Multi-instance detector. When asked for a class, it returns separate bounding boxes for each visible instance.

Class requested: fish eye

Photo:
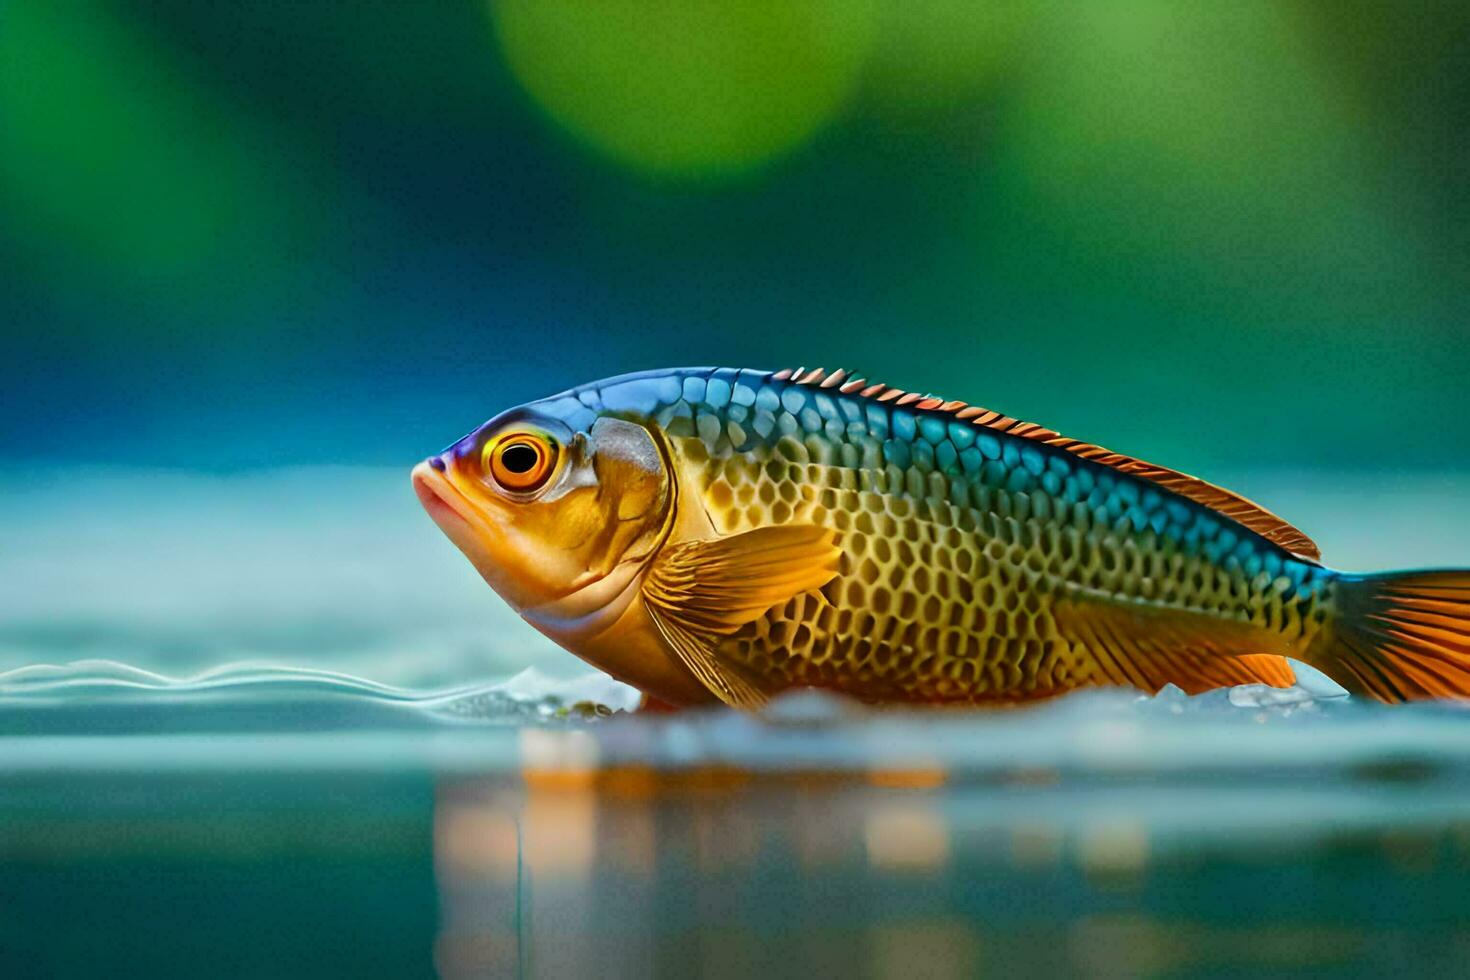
[483,432,557,494]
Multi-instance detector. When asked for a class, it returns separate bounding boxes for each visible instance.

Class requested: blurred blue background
[2,0,1467,684]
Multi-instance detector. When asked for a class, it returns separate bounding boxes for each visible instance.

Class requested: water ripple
[0,660,642,734]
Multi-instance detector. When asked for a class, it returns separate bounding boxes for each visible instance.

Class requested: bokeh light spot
[490,0,879,179]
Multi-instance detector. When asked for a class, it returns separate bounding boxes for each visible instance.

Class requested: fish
[411,366,1470,709]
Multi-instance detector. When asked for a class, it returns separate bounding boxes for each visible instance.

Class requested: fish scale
[534,366,1332,701]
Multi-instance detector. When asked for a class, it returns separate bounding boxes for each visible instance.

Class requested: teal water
[2,666,1469,977]
[3,468,1470,977]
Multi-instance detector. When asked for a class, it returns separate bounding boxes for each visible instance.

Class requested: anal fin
[1055,586,1296,694]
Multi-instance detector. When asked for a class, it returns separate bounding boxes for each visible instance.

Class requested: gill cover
[507,416,673,634]
[581,416,669,575]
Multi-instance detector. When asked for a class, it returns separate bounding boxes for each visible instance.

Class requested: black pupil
[500,443,540,475]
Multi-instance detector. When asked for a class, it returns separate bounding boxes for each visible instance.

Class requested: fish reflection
[428,736,1470,977]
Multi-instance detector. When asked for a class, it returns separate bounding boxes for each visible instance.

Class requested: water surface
[3,467,1470,977]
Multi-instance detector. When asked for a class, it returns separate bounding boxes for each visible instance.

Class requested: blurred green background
[5,0,1466,472]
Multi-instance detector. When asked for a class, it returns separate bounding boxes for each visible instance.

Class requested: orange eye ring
[484,433,557,493]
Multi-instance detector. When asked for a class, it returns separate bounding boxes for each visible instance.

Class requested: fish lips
[411,460,496,569]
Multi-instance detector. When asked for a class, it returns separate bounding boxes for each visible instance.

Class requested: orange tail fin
[1310,571,1470,702]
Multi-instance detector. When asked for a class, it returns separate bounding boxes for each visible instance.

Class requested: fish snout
[411,459,459,525]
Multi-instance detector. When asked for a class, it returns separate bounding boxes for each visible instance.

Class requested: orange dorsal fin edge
[774,367,1322,562]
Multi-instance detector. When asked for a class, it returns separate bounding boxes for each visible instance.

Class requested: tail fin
[1310,571,1470,702]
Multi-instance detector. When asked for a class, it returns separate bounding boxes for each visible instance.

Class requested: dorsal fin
[774,367,1321,562]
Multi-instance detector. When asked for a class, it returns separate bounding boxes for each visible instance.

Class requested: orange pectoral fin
[642,524,842,709]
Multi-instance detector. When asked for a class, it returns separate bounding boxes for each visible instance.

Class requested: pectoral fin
[642,525,842,709]
[645,610,769,710]
[1054,586,1297,694]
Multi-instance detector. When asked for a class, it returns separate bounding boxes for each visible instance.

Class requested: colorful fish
[412,367,1470,708]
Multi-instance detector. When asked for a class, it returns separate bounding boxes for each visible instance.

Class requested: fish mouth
[411,460,477,537]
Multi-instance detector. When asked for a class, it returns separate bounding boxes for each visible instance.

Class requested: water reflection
[3,670,1470,975]
[428,735,1470,977]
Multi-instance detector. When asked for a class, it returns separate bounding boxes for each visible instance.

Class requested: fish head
[412,405,674,646]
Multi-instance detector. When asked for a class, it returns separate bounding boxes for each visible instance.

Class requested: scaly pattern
[525,367,1334,702]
